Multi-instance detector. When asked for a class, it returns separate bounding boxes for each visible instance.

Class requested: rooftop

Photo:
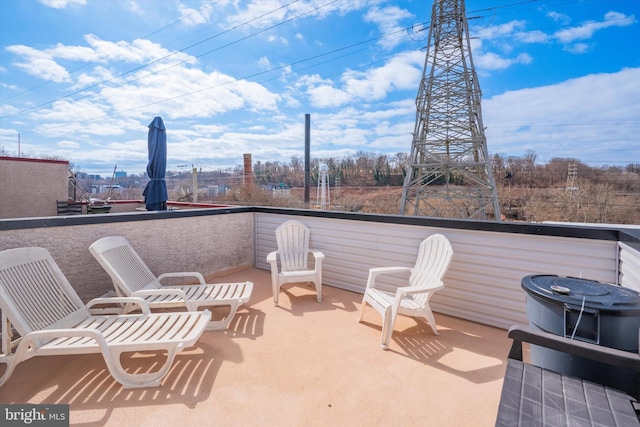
[2,267,509,426]
[1,206,639,426]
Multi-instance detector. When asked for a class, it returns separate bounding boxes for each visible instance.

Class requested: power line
[0,0,557,122]
[0,0,306,119]
[0,0,224,104]
[0,0,633,145]
[2,17,416,137]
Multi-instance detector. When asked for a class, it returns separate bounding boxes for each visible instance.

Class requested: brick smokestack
[243,153,253,187]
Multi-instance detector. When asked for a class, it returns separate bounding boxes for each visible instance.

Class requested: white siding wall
[620,242,640,292]
[255,213,618,330]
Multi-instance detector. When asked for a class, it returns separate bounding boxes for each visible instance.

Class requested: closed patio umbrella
[142,116,168,211]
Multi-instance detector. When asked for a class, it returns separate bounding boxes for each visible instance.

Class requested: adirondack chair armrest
[365,266,412,290]
[507,325,640,371]
[266,250,324,266]
[365,266,412,291]
[311,250,324,268]
[396,280,444,297]
[86,297,151,315]
[157,272,206,285]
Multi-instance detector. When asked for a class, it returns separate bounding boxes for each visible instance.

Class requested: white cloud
[5,34,196,90]
[178,2,213,26]
[307,84,352,108]
[483,68,640,162]
[553,11,636,44]
[563,43,590,54]
[71,66,115,90]
[222,0,369,31]
[58,140,81,148]
[364,5,414,50]
[5,45,70,82]
[267,35,288,45]
[475,20,527,41]
[547,11,570,25]
[258,56,271,69]
[88,61,281,120]
[304,50,423,108]
[37,0,86,9]
[82,35,192,64]
[475,51,532,70]
[515,30,549,44]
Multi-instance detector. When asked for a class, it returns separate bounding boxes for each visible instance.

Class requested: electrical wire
[0,0,583,122]
[0,0,306,119]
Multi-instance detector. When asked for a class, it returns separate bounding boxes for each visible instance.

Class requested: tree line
[251,150,640,193]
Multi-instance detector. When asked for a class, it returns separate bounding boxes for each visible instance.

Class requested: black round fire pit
[522,274,640,397]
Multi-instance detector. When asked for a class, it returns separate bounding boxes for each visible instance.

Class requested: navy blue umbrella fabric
[142,116,168,211]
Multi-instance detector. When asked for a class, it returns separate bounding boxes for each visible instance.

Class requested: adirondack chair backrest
[0,247,89,337]
[275,220,311,272]
[89,236,161,296]
[409,234,453,304]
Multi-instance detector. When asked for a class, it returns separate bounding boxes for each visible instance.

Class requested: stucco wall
[0,157,69,219]
[0,211,255,302]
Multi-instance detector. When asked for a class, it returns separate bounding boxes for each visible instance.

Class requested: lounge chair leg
[205,303,240,331]
[106,344,182,389]
[0,353,20,387]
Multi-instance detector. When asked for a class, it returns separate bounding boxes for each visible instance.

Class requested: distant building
[272,183,291,198]
[115,170,127,178]
[207,185,219,197]
[91,184,122,194]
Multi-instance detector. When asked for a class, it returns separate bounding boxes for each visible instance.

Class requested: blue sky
[1,0,638,177]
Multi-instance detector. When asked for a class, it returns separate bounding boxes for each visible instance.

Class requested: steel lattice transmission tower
[400,0,501,220]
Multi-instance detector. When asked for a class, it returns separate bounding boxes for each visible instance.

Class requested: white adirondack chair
[267,220,324,305]
[0,247,211,389]
[89,236,253,331]
[357,234,454,349]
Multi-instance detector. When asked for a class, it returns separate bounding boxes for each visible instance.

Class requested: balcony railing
[1,206,639,330]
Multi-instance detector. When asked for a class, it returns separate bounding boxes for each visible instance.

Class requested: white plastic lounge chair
[0,247,211,389]
[267,220,324,305]
[89,236,253,331]
[357,234,453,349]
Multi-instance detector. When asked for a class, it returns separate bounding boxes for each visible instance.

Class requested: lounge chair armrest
[267,251,277,264]
[86,297,151,314]
[24,328,108,348]
[507,325,640,372]
[157,272,206,285]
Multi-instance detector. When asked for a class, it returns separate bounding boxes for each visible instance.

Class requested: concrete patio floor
[0,268,512,426]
